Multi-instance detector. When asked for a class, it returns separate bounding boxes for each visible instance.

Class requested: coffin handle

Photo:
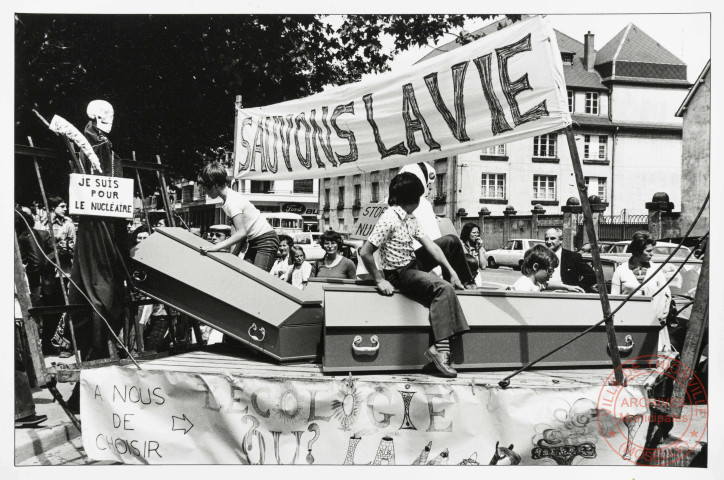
[132,270,147,282]
[352,335,379,355]
[248,323,266,342]
[607,335,634,357]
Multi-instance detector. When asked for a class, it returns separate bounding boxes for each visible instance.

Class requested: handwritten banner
[69,173,134,219]
[233,16,570,181]
[80,366,651,465]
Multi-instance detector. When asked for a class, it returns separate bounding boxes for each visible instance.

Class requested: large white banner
[80,366,656,465]
[233,16,571,181]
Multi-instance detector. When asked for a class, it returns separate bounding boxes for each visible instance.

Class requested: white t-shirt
[549,247,563,283]
[222,190,273,239]
[510,276,543,292]
[287,262,312,289]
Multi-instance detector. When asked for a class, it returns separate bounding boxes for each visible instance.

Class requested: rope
[498,193,709,388]
[15,210,142,370]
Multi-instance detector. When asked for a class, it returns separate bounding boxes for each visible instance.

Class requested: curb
[15,422,81,464]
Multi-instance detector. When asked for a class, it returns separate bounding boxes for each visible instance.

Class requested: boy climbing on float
[360,172,470,378]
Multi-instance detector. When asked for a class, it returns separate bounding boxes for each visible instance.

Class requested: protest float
[16,16,708,466]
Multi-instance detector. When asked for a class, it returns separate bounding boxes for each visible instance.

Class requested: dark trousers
[244,231,280,273]
[384,261,469,342]
[414,234,474,284]
[15,324,36,420]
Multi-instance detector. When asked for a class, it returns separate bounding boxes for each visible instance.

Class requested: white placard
[69,173,134,219]
[234,16,570,180]
[350,203,388,240]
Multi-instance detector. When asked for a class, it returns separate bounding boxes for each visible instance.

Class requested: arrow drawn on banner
[172,414,194,434]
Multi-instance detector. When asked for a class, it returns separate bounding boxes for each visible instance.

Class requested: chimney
[584,31,595,71]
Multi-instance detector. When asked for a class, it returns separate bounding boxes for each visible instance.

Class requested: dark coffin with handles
[322,285,662,373]
[130,227,324,363]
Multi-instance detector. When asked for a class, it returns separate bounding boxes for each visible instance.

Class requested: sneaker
[424,345,457,378]
[15,414,48,428]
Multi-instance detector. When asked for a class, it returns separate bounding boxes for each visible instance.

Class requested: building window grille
[567,90,574,112]
[435,173,446,198]
[533,175,557,201]
[371,182,380,203]
[585,92,599,115]
[293,179,313,194]
[481,173,506,199]
[533,134,557,158]
[481,144,507,156]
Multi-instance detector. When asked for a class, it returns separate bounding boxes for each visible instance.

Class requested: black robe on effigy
[68,122,130,360]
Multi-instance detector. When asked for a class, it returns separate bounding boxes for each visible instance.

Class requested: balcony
[322,204,330,212]
[352,200,362,209]
[336,203,345,211]
[433,195,447,205]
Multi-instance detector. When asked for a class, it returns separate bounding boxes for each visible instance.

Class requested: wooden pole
[14,234,48,387]
[132,151,153,231]
[669,252,709,418]
[155,155,176,227]
[565,126,625,385]
[27,137,82,365]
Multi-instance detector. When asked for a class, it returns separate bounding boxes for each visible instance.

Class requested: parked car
[486,238,546,269]
[606,240,691,258]
[292,232,326,261]
[577,241,617,254]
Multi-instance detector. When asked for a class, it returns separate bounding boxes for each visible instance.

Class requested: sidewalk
[14,354,80,464]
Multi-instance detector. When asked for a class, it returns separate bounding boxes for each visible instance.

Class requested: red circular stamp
[596,354,708,466]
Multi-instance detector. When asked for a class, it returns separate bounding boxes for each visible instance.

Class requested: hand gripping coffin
[323,286,662,372]
[130,228,324,362]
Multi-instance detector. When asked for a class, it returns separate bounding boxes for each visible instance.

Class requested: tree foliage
[15,14,516,185]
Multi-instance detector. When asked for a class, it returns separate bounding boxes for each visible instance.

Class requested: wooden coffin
[130,228,324,363]
[323,285,661,373]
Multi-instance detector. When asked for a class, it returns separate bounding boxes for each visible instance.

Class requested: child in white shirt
[286,245,312,289]
[510,244,559,292]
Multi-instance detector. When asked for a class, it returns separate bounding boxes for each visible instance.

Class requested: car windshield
[529,240,545,247]
[654,246,689,258]
[294,235,311,244]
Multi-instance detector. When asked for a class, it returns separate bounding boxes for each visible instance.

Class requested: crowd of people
[15,158,681,404]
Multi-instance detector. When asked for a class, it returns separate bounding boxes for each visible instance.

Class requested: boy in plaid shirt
[360,172,469,377]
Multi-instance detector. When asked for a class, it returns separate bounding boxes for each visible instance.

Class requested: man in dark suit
[544,228,596,293]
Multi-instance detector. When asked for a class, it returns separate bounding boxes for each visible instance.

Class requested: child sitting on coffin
[359,172,469,378]
[509,244,559,292]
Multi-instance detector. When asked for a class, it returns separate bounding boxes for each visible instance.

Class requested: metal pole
[155,155,176,227]
[132,151,153,231]
[565,126,625,386]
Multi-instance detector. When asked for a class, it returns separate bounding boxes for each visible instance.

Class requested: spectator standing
[312,230,356,279]
[271,234,294,279]
[286,245,312,289]
[198,162,279,271]
[543,227,596,293]
[611,231,673,351]
[45,196,76,276]
[460,222,486,286]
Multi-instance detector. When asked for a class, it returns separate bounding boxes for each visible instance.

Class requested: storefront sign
[233,16,570,180]
[283,203,306,214]
[69,173,134,218]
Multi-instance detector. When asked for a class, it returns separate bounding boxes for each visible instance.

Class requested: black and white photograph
[7,0,718,475]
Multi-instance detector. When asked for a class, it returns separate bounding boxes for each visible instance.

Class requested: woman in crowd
[286,245,312,289]
[198,162,279,271]
[460,222,486,286]
[312,230,356,279]
[271,234,294,279]
[611,231,673,351]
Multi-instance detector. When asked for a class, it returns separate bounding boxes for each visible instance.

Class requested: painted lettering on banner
[234,16,571,181]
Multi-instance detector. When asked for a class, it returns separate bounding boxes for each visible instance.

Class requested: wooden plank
[132,151,152,232]
[155,155,175,227]
[15,144,60,159]
[565,126,624,385]
[14,235,48,387]
[669,252,709,418]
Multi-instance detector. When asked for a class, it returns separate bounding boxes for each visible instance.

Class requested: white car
[607,240,691,259]
[292,232,326,261]
[486,238,546,270]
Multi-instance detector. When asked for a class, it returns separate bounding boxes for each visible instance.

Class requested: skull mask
[87,100,114,133]
[399,162,436,198]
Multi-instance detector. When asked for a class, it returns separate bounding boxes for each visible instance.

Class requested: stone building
[675,60,710,239]
[321,19,691,234]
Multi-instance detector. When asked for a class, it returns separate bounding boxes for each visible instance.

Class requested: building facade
[322,19,691,234]
[675,60,710,239]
